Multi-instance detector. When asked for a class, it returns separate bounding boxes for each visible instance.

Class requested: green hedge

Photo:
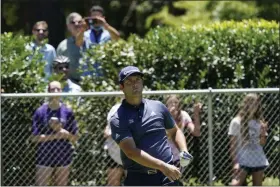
[1,20,279,185]
[81,19,279,91]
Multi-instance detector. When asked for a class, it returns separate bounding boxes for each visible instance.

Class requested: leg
[35,165,54,186]
[231,168,248,186]
[107,167,124,186]
[252,170,264,186]
[53,165,70,186]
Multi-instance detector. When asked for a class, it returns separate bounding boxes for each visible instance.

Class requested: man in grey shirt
[57,12,85,83]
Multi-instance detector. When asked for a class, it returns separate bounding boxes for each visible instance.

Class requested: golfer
[110,66,192,186]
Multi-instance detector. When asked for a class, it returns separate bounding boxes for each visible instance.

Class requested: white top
[228,117,269,167]
[63,79,82,93]
[168,110,192,161]
[104,103,122,165]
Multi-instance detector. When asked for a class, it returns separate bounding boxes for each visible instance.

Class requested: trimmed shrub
[81,19,279,91]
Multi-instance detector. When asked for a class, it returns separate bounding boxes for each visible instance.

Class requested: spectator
[103,102,124,186]
[57,13,85,83]
[228,93,269,186]
[52,55,81,93]
[76,5,120,77]
[26,21,56,80]
[165,95,201,166]
[110,66,192,186]
[31,81,79,186]
[78,5,120,49]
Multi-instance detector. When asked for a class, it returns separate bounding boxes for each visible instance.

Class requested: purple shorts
[36,140,73,167]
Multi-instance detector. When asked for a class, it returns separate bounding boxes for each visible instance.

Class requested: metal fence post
[208,87,214,186]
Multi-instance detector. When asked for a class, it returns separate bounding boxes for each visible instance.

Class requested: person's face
[32,24,48,41]
[90,11,104,26]
[121,74,143,98]
[67,15,83,36]
[48,81,62,102]
[53,63,69,80]
[166,97,179,114]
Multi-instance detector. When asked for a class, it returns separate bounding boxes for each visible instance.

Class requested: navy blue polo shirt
[110,98,175,171]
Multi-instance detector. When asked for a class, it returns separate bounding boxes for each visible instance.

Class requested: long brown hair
[238,93,263,142]
[165,95,184,128]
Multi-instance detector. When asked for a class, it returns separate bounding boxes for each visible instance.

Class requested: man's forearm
[104,24,120,41]
[125,148,165,170]
[68,133,79,143]
[32,134,57,143]
[173,128,188,152]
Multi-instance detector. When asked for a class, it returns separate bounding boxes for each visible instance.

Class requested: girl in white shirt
[165,95,202,165]
[228,93,269,186]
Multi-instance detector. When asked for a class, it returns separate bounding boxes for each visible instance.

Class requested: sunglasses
[34,29,48,33]
[70,20,82,25]
[55,64,69,71]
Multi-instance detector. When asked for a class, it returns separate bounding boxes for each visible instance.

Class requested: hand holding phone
[49,117,62,132]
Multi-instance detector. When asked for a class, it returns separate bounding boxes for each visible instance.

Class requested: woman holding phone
[31,81,79,186]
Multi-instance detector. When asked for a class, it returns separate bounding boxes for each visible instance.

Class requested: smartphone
[50,117,59,122]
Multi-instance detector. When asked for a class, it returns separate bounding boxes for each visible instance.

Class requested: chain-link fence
[1,88,279,186]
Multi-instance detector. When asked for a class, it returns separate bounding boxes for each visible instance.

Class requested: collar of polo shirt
[122,98,145,108]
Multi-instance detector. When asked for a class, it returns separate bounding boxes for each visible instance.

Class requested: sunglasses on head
[34,29,48,33]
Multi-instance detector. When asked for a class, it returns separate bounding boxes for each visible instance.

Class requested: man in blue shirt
[110,66,193,186]
[26,21,56,81]
[75,5,120,77]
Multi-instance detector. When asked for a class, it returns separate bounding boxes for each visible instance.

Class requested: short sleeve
[181,111,192,126]
[56,40,65,56]
[159,102,175,129]
[32,109,41,136]
[67,110,78,135]
[228,118,240,136]
[110,117,132,144]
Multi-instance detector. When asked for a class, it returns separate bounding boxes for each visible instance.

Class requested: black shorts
[104,154,123,169]
[240,165,267,174]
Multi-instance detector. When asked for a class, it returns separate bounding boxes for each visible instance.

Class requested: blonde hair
[238,93,264,142]
[33,21,48,30]
[165,95,183,128]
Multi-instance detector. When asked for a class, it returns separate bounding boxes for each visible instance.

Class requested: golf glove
[179,151,193,167]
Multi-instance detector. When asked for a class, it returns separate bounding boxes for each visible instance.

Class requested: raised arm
[186,103,202,137]
[260,120,268,146]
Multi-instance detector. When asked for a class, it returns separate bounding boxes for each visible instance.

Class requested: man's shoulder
[25,42,34,50]
[57,38,68,49]
[45,44,56,51]
[67,79,82,92]
[144,99,164,107]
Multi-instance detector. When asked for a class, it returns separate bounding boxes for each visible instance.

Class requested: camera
[84,17,98,25]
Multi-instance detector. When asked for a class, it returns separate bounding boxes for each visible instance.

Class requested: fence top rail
[0,88,279,98]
